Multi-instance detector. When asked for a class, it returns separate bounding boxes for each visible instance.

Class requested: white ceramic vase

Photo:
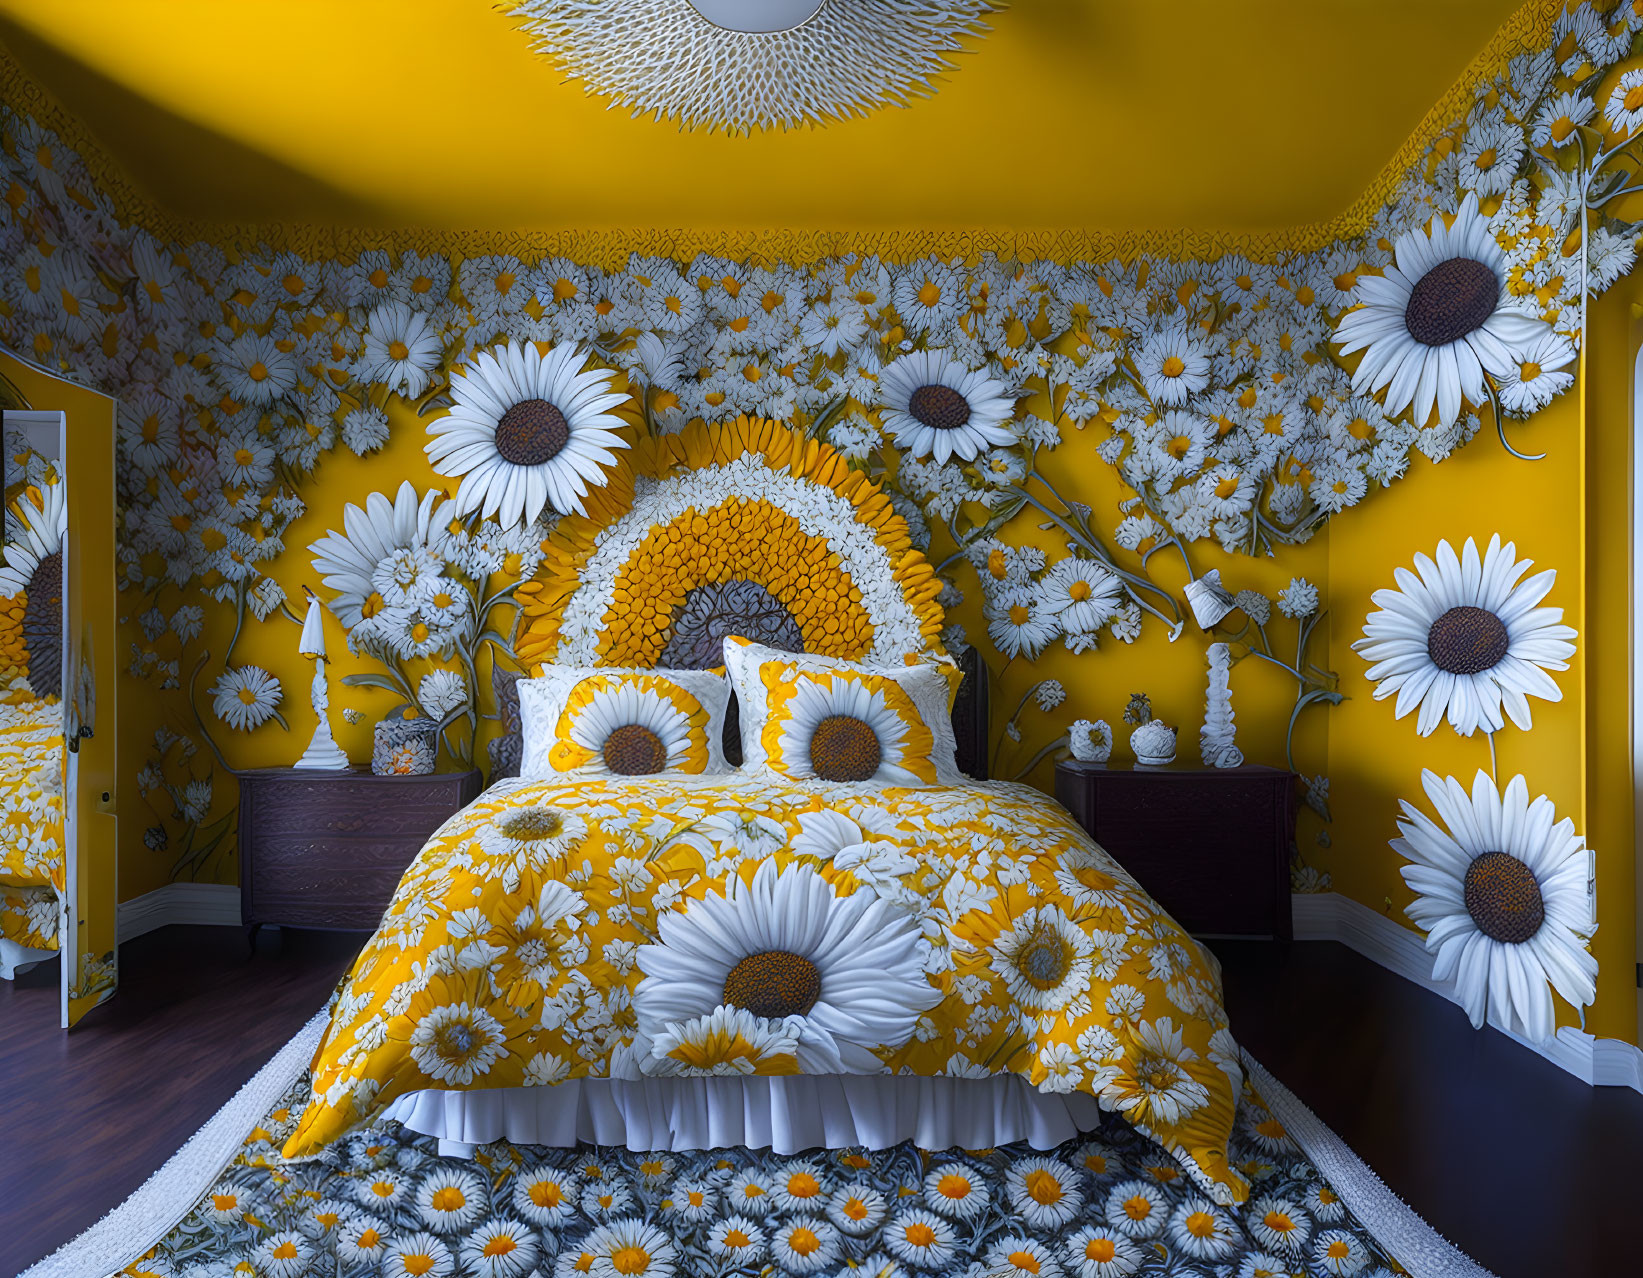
[1130,718,1177,766]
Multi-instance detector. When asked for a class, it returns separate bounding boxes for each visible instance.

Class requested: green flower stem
[224,582,248,664]
[1127,477,1195,581]
[1009,734,1070,783]
[990,683,1047,777]
[1009,488,1184,630]
[1485,377,1545,462]
[185,652,232,776]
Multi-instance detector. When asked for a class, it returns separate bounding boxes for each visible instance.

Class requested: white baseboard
[1293,891,1643,1092]
[116,883,241,943]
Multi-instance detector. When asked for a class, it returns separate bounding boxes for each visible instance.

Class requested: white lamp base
[294,719,351,771]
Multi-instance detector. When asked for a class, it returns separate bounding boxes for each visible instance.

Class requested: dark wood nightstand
[236,767,484,936]
[1054,760,1296,940]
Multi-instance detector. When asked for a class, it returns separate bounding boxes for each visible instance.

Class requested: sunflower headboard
[490,417,989,780]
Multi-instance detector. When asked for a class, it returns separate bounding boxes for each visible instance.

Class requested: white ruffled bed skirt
[0,935,56,981]
[378,1074,1104,1155]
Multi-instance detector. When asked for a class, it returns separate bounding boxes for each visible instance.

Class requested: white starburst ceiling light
[503,0,1000,133]
[687,0,825,32]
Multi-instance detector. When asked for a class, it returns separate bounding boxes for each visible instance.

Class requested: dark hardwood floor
[2,931,1636,1278]
[0,926,362,1278]
[1211,939,1643,1278]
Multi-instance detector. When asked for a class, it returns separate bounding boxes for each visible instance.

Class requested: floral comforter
[286,773,1249,1202]
[0,680,65,953]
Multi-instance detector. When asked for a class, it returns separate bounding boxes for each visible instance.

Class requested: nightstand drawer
[1056,761,1295,940]
[244,777,471,839]
[236,767,483,933]
[246,835,420,930]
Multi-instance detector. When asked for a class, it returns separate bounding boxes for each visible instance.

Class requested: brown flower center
[436,1021,478,1059]
[908,384,972,432]
[1464,851,1545,943]
[1404,257,1498,347]
[1017,926,1071,989]
[1426,605,1509,675]
[494,398,569,466]
[23,548,62,700]
[809,714,882,782]
[722,950,821,1018]
[602,723,668,775]
[499,807,565,842]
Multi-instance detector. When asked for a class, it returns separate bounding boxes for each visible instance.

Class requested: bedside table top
[233,766,485,784]
[1056,760,1292,779]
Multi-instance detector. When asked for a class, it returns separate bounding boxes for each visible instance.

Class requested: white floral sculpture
[1200,643,1243,768]
[1068,719,1112,764]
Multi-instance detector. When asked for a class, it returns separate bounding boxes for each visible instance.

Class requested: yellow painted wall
[2,1,1637,1052]
[0,0,1531,242]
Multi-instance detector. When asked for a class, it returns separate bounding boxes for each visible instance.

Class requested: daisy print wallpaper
[0,0,1638,1043]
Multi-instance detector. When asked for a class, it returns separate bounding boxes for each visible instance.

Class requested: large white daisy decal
[634,859,939,1075]
[1335,193,1549,428]
[1393,769,1596,1041]
[426,338,630,527]
[879,349,1017,464]
[1352,535,1575,737]
[308,481,451,634]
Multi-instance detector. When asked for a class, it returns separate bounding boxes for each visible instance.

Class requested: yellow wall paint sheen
[0,0,1637,1051]
[0,0,1543,258]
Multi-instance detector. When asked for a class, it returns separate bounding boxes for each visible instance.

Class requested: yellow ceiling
[0,0,1533,243]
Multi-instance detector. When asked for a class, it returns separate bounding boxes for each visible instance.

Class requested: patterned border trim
[1241,1051,1498,1278]
[0,0,1559,264]
[16,1009,328,1278]
[14,1004,1497,1278]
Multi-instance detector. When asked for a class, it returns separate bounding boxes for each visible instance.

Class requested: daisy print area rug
[106,1073,1393,1278]
[22,1041,1494,1278]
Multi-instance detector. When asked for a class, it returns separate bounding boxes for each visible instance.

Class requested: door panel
[1,353,118,1027]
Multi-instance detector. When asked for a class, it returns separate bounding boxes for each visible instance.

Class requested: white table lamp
[293,589,350,771]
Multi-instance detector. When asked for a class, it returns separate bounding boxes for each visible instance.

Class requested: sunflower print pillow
[723,637,962,787]
[519,667,731,779]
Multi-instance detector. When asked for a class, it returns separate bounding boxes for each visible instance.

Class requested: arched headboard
[489,417,989,781]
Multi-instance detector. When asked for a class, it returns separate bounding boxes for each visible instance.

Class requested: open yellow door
[1,352,118,1027]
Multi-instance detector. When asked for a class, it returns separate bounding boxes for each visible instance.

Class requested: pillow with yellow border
[519,667,731,779]
[722,637,963,787]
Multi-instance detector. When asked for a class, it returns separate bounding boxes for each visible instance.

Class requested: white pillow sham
[721,637,963,787]
[518,666,732,780]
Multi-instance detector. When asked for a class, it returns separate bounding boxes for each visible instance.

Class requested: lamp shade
[297,595,327,658]
[687,0,825,32]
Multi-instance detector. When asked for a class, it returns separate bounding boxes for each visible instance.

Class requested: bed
[283,420,1253,1208]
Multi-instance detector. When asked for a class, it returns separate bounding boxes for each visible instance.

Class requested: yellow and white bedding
[286,772,1251,1203]
[0,679,65,956]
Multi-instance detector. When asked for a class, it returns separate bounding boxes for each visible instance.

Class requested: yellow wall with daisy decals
[6,0,1643,1058]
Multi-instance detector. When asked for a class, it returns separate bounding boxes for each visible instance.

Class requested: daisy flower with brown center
[1394,769,1596,1041]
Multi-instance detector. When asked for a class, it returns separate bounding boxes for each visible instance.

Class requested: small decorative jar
[1129,718,1177,766]
[1068,719,1113,764]
[372,709,439,776]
